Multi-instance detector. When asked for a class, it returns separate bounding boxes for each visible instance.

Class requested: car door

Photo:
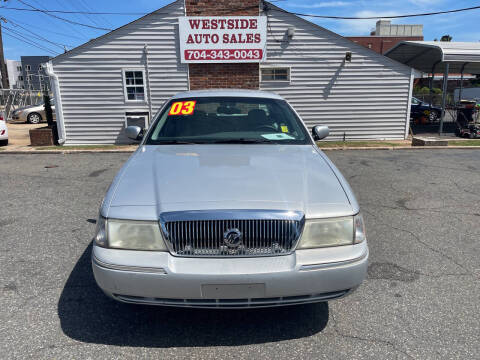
[411,97,421,117]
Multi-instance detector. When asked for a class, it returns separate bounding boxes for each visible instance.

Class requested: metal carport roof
[385,41,480,74]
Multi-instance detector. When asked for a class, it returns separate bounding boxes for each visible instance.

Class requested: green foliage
[440,35,452,42]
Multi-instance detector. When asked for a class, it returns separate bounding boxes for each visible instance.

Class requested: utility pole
[0,18,9,89]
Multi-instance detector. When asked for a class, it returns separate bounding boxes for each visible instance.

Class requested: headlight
[94,216,167,251]
[297,214,366,249]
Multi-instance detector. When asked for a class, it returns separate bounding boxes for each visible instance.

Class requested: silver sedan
[92,90,368,308]
[11,102,56,124]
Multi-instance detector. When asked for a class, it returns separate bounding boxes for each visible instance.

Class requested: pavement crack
[362,208,473,276]
[330,311,415,359]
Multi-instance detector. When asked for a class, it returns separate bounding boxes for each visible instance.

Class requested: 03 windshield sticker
[168,101,197,116]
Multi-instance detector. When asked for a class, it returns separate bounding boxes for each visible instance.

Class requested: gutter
[45,61,66,145]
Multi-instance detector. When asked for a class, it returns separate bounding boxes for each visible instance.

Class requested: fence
[412,93,455,108]
[0,89,51,120]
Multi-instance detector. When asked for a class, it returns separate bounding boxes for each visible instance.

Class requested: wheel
[0,139,7,146]
[27,112,42,124]
[428,111,438,122]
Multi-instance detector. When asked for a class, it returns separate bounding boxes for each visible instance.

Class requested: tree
[440,35,452,42]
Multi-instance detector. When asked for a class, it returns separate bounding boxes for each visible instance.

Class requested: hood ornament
[223,228,243,248]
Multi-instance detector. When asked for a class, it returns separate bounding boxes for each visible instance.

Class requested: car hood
[104,145,356,220]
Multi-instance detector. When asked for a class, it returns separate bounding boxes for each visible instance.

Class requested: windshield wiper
[211,138,271,144]
[153,140,205,145]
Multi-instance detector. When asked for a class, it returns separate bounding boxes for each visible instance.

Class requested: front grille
[160,210,304,257]
[114,290,350,308]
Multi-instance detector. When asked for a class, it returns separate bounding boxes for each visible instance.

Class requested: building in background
[21,56,51,91]
[48,0,415,145]
[6,60,24,89]
[347,20,423,54]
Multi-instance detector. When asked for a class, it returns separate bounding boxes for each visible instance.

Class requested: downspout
[143,44,153,125]
[45,61,66,144]
[438,62,449,136]
[405,68,415,139]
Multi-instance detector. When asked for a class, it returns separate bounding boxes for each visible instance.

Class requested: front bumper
[92,242,368,308]
[12,113,27,122]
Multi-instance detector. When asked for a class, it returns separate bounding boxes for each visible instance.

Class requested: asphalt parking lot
[1,150,479,359]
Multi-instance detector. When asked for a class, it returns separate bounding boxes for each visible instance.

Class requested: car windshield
[146,96,310,145]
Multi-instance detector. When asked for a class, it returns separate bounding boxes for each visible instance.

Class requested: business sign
[178,16,267,63]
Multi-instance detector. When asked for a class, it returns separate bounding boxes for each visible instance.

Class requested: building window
[123,69,146,101]
[261,67,290,82]
[27,75,33,81]
[38,65,43,71]
[17,66,22,71]
[25,65,31,71]
[18,76,23,81]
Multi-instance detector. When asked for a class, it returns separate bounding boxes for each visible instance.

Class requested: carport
[385,41,480,135]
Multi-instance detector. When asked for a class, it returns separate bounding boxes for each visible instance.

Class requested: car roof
[172,89,284,100]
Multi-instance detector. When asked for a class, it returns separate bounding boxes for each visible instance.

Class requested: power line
[2,3,480,19]
[267,4,480,20]
[3,18,74,49]
[2,29,58,55]
[4,16,87,40]
[16,0,112,31]
[2,26,59,53]
[0,5,147,16]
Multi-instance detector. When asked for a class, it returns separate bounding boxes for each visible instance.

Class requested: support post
[458,62,468,102]
[439,62,449,136]
[429,62,438,104]
[143,44,153,126]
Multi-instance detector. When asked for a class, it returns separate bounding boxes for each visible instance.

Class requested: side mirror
[312,125,329,141]
[125,126,143,141]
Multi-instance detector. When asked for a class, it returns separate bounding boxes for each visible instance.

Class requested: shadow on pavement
[58,243,329,348]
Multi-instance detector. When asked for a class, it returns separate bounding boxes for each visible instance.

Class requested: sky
[1,0,479,60]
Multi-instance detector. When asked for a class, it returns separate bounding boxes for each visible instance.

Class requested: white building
[6,60,24,89]
[48,0,415,145]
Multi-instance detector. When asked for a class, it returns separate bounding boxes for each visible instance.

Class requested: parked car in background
[92,90,368,308]
[0,111,8,146]
[11,100,56,124]
[411,97,442,122]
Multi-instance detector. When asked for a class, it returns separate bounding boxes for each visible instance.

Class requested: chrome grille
[160,210,304,257]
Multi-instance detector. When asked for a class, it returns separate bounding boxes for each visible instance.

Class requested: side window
[123,70,145,102]
[261,67,290,82]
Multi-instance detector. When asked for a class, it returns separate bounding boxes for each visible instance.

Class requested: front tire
[27,112,42,124]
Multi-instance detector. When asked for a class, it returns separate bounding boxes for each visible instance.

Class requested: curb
[0,150,136,154]
[1,146,480,154]
[319,146,480,150]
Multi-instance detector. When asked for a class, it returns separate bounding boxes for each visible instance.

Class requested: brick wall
[185,0,259,16]
[185,0,260,90]
[347,36,424,54]
[189,63,259,89]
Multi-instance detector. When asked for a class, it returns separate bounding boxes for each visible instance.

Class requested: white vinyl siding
[260,5,412,140]
[51,0,188,145]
